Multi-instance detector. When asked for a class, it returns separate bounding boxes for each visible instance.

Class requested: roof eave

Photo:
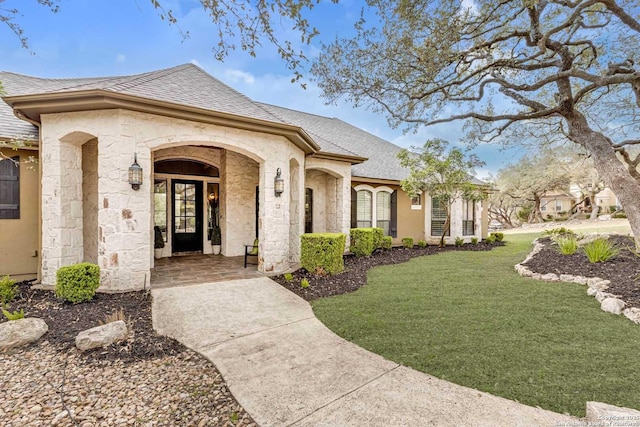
[309,151,368,165]
[4,90,321,155]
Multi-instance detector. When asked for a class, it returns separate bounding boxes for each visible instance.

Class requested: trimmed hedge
[55,262,100,303]
[350,227,384,257]
[301,233,346,275]
[381,236,393,250]
[402,237,414,248]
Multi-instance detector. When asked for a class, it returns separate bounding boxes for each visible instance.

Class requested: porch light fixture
[274,168,284,197]
[128,153,143,191]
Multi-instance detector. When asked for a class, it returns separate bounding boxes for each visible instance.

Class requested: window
[154,180,167,241]
[541,204,547,212]
[462,199,475,236]
[0,156,20,219]
[376,191,391,235]
[411,194,422,210]
[304,188,313,234]
[555,200,562,211]
[356,190,372,228]
[431,196,450,236]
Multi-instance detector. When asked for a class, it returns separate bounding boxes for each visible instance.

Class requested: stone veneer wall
[82,139,99,265]
[305,169,328,233]
[423,197,483,245]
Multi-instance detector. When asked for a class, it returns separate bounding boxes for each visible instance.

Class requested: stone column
[40,134,84,286]
[259,160,290,273]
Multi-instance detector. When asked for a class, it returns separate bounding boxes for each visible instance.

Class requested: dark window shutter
[350,187,357,228]
[0,156,19,219]
[390,190,398,237]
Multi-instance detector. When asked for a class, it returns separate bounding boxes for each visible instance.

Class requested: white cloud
[116,54,126,63]
[224,69,256,85]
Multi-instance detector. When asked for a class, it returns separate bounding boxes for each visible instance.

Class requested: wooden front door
[172,180,203,253]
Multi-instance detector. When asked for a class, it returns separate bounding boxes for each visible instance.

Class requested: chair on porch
[244,239,259,268]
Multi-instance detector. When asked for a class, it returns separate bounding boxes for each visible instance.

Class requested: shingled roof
[0,64,484,184]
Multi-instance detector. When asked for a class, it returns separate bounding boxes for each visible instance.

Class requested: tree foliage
[398,139,485,246]
[1,0,59,50]
[312,0,640,248]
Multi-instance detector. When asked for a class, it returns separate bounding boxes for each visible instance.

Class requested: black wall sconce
[128,153,143,191]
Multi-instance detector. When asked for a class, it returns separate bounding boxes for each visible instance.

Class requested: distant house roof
[541,190,574,199]
[0,63,485,184]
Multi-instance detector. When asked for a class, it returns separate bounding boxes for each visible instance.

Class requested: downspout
[13,110,43,284]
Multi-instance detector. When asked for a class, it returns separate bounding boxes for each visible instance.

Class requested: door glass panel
[186,217,196,232]
[154,180,167,241]
[174,183,198,234]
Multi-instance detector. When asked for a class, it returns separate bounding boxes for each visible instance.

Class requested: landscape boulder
[75,320,128,351]
[600,298,625,315]
[0,318,48,350]
[586,401,640,422]
[623,308,640,324]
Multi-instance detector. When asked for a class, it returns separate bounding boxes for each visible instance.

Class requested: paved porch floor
[151,254,262,289]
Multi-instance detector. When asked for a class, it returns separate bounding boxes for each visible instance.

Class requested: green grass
[312,233,640,417]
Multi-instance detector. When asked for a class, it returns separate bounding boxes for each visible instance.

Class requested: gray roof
[0,64,484,184]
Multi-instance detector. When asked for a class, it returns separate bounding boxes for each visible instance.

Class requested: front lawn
[311,233,640,417]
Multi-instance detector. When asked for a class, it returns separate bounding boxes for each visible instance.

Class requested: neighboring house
[0,64,488,290]
[540,190,574,218]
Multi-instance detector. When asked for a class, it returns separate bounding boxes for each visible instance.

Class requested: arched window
[376,191,391,235]
[356,190,372,228]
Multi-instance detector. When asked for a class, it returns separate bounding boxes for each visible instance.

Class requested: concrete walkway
[152,278,576,427]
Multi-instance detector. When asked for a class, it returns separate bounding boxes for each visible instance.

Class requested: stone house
[0,64,488,291]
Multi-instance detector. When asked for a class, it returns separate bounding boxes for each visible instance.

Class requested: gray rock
[595,291,617,303]
[531,273,543,280]
[0,318,48,350]
[586,401,640,422]
[559,274,575,282]
[623,308,640,324]
[573,276,589,285]
[601,298,625,315]
[541,273,559,282]
[586,287,598,297]
[589,280,610,292]
[586,277,603,287]
[75,320,128,351]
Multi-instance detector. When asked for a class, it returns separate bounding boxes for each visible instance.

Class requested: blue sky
[0,0,525,177]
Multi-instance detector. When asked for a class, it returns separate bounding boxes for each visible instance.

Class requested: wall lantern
[128,153,143,191]
[274,168,284,197]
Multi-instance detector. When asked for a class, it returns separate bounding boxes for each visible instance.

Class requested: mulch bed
[273,242,501,301]
[1,284,184,362]
[522,234,640,309]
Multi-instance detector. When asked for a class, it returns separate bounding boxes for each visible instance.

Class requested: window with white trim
[555,199,562,211]
[376,191,391,235]
[462,199,475,236]
[411,194,422,210]
[356,190,372,228]
[431,196,449,236]
[0,156,19,219]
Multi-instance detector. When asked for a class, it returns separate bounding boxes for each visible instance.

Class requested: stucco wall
[0,149,39,279]
[396,188,425,243]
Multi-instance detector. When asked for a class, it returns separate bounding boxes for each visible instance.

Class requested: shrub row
[301,233,346,275]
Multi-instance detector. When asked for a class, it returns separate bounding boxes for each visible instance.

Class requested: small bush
[471,237,479,245]
[612,211,627,219]
[583,238,619,263]
[555,236,579,255]
[301,233,346,275]
[283,272,294,282]
[485,235,496,244]
[300,278,310,289]
[350,228,376,257]
[381,236,392,250]
[2,308,25,321]
[455,237,464,247]
[543,227,576,237]
[372,228,384,249]
[55,262,101,303]
[0,275,17,305]
[402,237,414,248]
[417,240,427,248]
[490,232,504,242]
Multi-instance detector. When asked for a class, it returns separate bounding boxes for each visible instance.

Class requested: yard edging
[514,238,640,325]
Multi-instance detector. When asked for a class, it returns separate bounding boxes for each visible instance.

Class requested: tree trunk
[531,195,543,223]
[567,113,640,249]
[589,200,599,220]
[440,210,451,248]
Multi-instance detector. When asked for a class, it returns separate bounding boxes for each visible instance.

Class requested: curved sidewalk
[152,277,576,427]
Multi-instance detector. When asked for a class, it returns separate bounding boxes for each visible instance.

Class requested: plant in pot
[212,226,221,255]
[154,226,165,259]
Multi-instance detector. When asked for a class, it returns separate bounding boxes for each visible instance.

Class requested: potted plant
[154,226,165,259]
[212,225,221,255]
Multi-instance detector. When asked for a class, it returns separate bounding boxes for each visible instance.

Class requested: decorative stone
[540,273,559,282]
[75,320,128,351]
[595,291,617,303]
[600,298,625,315]
[573,276,589,285]
[0,318,48,350]
[586,287,598,297]
[623,308,640,324]
[559,274,575,282]
[589,280,610,292]
[586,277,603,287]
[531,273,542,280]
[586,401,640,422]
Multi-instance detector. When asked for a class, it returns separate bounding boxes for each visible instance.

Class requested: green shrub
[300,278,310,289]
[2,308,25,321]
[350,228,376,257]
[401,237,414,248]
[455,237,464,247]
[301,233,346,275]
[0,275,17,305]
[490,232,504,242]
[556,236,579,255]
[372,228,384,249]
[381,236,392,250]
[417,240,427,248]
[471,237,479,245]
[485,235,496,244]
[612,211,627,219]
[283,272,294,282]
[55,263,101,303]
[583,238,619,263]
[543,227,576,237]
